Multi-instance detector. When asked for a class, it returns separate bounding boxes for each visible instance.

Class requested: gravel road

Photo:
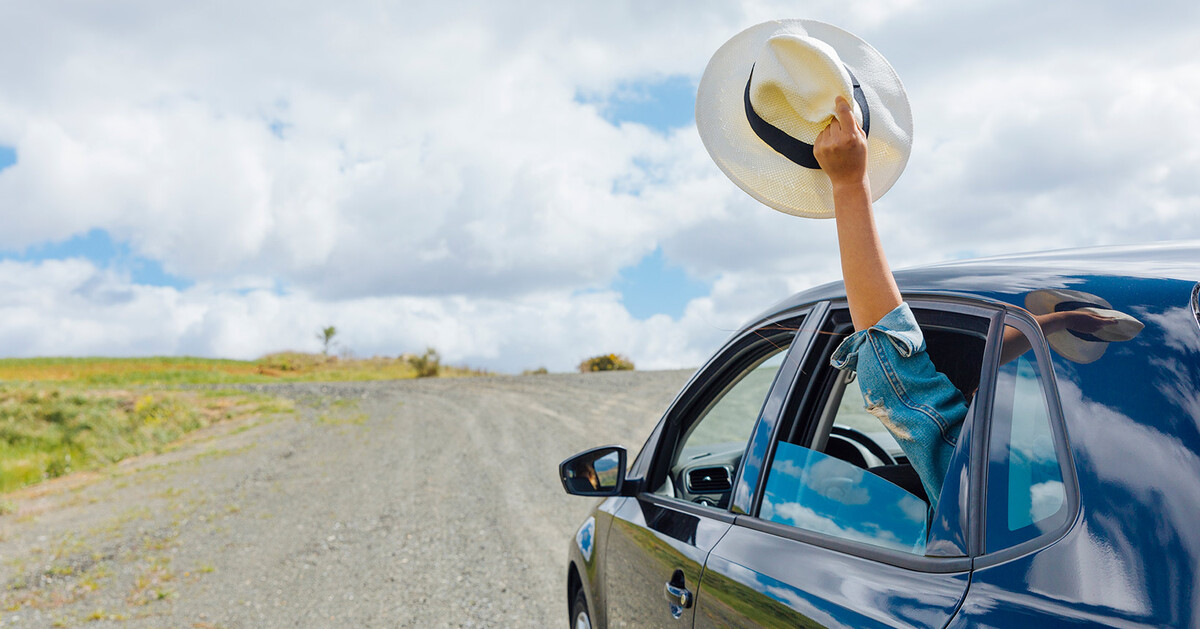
[0,370,693,628]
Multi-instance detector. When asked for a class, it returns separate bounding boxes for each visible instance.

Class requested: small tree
[316,325,337,356]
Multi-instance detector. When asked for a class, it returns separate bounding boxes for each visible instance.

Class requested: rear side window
[985,321,1069,551]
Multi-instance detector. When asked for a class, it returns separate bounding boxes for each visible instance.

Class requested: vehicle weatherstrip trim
[640,493,738,524]
[731,515,972,573]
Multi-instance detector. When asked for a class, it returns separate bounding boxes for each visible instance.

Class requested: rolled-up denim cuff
[830,303,925,371]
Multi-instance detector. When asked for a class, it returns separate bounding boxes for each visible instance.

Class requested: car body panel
[955,273,1200,627]
[566,241,1200,628]
[602,496,732,627]
[697,523,970,628]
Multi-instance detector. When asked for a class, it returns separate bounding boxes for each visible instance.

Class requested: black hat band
[744,64,871,170]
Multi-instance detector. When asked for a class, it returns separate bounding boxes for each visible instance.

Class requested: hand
[814,95,868,189]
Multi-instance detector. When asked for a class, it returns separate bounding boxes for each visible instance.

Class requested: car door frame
[598,303,826,628]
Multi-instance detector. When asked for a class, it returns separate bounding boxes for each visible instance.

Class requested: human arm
[814,96,902,332]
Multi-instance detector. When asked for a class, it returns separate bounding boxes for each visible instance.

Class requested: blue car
[560,242,1200,628]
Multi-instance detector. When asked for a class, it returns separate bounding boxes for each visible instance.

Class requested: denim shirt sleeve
[830,303,969,510]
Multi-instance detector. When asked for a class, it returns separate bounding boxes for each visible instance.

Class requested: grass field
[0,352,486,386]
[0,352,486,495]
[0,385,292,494]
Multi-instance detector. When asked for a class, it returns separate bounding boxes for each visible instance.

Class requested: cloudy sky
[1,1,1199,372]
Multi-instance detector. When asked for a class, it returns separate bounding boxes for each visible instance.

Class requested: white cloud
[1,1,1199,368]
[0,258,746,372]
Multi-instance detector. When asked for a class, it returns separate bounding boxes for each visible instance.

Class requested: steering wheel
[830,426,895,467]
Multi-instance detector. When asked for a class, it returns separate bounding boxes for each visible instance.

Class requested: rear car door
[695,301,998,627]
[602,307,820,627]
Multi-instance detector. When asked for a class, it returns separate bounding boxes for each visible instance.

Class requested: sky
[1,1,1199,373]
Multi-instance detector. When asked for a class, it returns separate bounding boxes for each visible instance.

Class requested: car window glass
[827,374,903,466]
[682,350,787,452]
[660,341,791,507]
[761,441,928,553]
[758,367,931,555]
[986,324,1068,551]
[755,310,990,557]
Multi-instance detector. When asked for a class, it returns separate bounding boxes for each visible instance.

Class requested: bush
[521,367,549,376]
[407,348,441,378]
[578,353,635,373]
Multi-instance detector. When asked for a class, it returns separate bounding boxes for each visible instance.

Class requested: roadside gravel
[0,370,692,628]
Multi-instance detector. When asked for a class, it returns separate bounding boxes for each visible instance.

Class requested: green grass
[0,353,487,386]
[0,385,289,494]
[0,351,487,495]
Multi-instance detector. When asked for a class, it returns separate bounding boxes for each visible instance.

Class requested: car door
[602,307,821,628]
[694,301,999,628]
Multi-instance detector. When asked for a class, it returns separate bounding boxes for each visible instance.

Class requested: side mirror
[559,445,627,497]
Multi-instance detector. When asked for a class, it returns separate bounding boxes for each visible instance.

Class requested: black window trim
[730,301,830,515]
[972,306,1082,569]
[641,492,739,524]
[736,295,1006,572]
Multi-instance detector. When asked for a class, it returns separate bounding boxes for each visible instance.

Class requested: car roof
[751,240,1200,329]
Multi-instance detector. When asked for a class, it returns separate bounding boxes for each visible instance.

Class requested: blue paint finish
[698,526,969,629]
[577,74,696,132]
[614,247,709,320]
[571,240,1200,627]
[0,145,16,172]
[1,228,192,289]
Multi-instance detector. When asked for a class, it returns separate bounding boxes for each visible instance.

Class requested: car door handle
[663,581,693,609]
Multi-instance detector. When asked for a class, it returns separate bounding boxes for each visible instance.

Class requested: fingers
[833,95,853,126]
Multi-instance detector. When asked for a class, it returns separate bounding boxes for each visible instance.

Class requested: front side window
[760,441,929,553]
[756,306,988,556]
[760,369,929,554]
[986,322,1068,551]
[657,332,794,508]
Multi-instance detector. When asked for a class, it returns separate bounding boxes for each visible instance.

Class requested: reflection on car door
[696,522,971,628]
[603,497,734,627]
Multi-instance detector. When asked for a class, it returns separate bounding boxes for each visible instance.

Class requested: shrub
[407,348,441,378]
[578,354,634,373]
[521,367,549,376]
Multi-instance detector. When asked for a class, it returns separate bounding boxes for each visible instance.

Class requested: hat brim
[696,20,913,218]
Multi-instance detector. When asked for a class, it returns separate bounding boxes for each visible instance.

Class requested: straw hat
[696,19,913,218]
[1025,289,1145,364]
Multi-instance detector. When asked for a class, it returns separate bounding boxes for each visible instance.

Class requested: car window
[681,350,787,452]
[759,369,929,554]
[755,307,988,556]
[760,441,928,553]
[986,322,1068,551]
[657,337,793,508]
[822,373,904,467]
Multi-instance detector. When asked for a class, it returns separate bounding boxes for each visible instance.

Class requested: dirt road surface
[0,370,693,628]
